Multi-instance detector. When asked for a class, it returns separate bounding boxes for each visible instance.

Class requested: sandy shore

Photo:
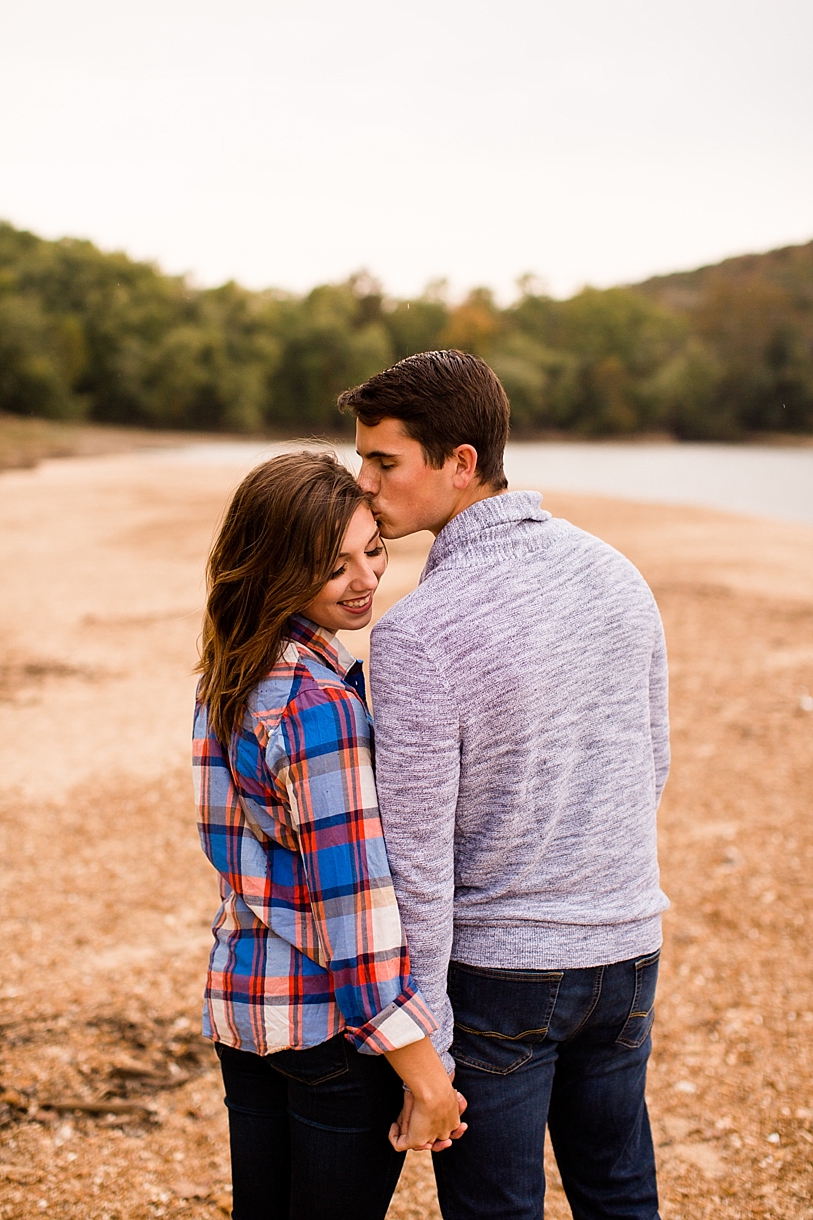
[0,452,812,1219]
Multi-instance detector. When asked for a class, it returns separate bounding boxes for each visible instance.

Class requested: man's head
[338,349,510,538]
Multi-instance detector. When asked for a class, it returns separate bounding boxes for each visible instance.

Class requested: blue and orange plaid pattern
[192,615,437,1056]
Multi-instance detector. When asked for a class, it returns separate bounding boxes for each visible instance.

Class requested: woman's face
[301,504,387,634]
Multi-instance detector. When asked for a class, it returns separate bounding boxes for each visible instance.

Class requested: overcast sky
[1,0,811,299]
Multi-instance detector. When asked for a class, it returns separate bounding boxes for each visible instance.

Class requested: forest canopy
[1,220,812,439]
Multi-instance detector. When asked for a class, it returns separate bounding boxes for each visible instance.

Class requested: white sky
[1,0,811,300]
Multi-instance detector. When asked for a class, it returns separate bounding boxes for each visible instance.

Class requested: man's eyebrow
[356,448,398,460]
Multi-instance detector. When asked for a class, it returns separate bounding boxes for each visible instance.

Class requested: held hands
[383,1036,468,1153]
[388,1085,468,1153]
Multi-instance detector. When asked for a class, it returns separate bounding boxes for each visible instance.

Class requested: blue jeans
[217,1036,405,1220]
[433,952,661,1220]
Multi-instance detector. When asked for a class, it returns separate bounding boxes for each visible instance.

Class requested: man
[338,349,669,1220]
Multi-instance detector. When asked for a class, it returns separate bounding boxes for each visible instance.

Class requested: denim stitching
[452,1046,535,1076]
[270,1061,349,1085]
[449,963,564,985]
[454,1021,553,1041]
[451,973,562,1074]
[288,1111,374,1134]
[269,1043,350,1086]
[616,950,660,1049]
[560,964,606,1045]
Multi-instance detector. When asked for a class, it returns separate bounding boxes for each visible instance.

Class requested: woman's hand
[384,1037,468,1153]
[389,1085,468,1152]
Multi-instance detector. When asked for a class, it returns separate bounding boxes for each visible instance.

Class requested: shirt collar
[287,613,359,679]
[422,490,550,580]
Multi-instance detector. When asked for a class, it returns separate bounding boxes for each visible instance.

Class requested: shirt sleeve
[649,612,670,805]
[193,699,286,928]
[369,618,460,1072]
[269,682,438,1055]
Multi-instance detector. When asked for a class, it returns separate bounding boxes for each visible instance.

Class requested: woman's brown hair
[197,450,368,745]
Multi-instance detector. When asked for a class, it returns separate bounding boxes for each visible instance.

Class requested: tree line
[1,220,812,439]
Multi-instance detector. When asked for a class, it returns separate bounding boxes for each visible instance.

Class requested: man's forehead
[355,417,416,457]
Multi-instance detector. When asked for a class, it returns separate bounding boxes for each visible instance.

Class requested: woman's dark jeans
[433,952,661,1220]
[217,1035,405,1220]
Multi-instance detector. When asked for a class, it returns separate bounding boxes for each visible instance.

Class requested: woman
[193,451,465,1220]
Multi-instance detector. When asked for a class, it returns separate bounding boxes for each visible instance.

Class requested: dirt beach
[0,451,811,1220]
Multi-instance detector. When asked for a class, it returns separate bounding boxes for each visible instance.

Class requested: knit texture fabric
[369,491,670,1064]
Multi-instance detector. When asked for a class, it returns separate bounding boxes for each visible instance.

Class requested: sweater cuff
[438,1048,455,1075]
[347,987,439,1056]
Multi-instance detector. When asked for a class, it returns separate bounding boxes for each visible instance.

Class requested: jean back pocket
[616,949,660,1049]
[449,962,563,1075]
[270,1035,350,1085]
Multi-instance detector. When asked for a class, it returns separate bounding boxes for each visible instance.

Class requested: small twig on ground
[38,1099,157,1115]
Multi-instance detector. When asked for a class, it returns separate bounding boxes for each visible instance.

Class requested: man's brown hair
[338,349,510,490]
[197,450,367,745]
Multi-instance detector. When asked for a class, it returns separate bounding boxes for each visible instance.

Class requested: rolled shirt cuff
[348,987,439,1055]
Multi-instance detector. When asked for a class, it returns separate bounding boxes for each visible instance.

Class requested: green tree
[269,280,393,432]
[0,293,87,418]
[1,219,812,440]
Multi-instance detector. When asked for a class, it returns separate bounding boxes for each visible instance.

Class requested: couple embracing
[193,350,670,1220]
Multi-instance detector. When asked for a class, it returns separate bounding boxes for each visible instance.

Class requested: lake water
[158,440,813,526]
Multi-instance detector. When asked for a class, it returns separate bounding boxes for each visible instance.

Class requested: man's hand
[389,1087,468,1153]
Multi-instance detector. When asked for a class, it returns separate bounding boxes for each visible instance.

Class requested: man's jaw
[371,509,396,539]
[376,519,410,541]
[372,503,433,540]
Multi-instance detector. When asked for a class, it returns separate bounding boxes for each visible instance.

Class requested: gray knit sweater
[369,491,670,1063]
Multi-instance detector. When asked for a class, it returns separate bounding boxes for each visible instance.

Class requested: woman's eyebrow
[335,530,380,560]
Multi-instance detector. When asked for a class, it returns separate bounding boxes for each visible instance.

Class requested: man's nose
[357,462,378,494]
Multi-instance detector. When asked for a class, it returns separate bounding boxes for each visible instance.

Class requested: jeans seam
[452,1046,534,1076]
[272,1064,349,1085]
[454,1021,552,1041]
[223,1099,286,1118]
[289,1111,374,1135]
[450,963,564,984]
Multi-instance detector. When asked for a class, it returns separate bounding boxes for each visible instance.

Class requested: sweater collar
[287,613,359,679]
[422,490,550,579]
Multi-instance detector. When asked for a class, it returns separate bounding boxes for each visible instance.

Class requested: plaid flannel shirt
[192,614,437,1057]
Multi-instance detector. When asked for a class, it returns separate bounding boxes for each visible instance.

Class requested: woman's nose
[349,561,378,588]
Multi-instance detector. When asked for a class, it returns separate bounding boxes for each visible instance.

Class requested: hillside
[634,240,813,313]
[1,220,812,440]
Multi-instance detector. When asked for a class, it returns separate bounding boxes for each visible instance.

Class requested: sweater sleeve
[369,618,460,1071]
[649,613,670,805]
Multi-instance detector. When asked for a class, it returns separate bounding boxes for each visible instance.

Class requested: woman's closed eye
[329,546,383,579]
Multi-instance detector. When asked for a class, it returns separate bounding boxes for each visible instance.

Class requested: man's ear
[450,444,479,489]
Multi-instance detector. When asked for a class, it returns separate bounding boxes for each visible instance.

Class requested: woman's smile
[301,504,388,633]
[339,592,374,614]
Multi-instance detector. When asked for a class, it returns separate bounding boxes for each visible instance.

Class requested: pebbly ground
[0,453,811,1220]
